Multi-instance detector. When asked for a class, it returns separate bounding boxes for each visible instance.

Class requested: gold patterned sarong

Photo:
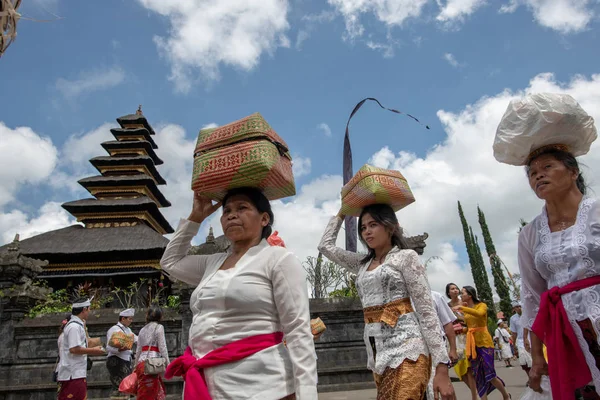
[363,297,413,327]
[374,354,431,400]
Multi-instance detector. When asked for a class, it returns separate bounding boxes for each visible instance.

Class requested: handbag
[52,355,59,382]
[143,323,167,375]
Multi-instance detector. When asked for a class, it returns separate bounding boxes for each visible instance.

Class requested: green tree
[458,202,479,284]
[470,227,496,315]
[458,201,494,314]
[518,218,529,234]
[303,253,345,298]
[478,206,512,318]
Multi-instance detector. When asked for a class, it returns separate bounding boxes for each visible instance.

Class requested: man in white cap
[106,308,137,398]
[509,300,532,382]
[57,297,106,400]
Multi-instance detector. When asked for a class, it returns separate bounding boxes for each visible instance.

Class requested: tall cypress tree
[458,202,478,285]
[470,227,496,315]
[478,207,512,318]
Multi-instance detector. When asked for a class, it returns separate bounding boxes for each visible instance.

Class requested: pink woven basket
[340,164,415,217]
[191,113,296,201]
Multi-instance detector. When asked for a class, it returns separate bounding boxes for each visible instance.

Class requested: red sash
[531,275,600,399]
[165,332,284,399]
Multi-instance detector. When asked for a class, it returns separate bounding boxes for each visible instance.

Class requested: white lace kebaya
[519,196,600,391]
[318,216,449,375]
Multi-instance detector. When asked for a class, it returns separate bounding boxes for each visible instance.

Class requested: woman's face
[461,288,471,301]
[220,194,269,243]
[527,154,578,200]
[360,213,392,250]
[448,284,460,299]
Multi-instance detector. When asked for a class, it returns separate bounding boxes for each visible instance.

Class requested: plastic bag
[494,93,597,165]
[520,377,552,400]
[119,371,138,395]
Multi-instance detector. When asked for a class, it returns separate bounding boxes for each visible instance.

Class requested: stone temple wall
[0,298,373,400]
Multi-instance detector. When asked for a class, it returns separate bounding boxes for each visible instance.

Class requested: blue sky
[1,0,600,293]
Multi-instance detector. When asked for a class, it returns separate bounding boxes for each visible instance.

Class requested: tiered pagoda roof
[0,106,173,279]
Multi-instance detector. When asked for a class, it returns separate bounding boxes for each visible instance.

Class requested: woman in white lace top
[519,146,600,399]
[133,306,169,400]
[318,203,455,400]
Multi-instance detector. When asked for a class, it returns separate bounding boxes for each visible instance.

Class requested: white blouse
[134,322,169,366]
[318,216,449,375]
[160,219,317,400]
[519,196,600,391]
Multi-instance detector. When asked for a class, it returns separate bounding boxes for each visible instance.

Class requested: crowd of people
[52,93,600,400]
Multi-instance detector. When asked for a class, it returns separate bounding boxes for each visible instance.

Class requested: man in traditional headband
[56,298,106,400]
[106,308,137,399]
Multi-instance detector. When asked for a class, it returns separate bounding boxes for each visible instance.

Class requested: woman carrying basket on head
[494,93,600,399]
[318,164,455,400]
[160,113,317,399]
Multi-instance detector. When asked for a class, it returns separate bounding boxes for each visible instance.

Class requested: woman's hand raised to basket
[188,192,221,224]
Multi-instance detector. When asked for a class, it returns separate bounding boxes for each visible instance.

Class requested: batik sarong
[135,361,166,400]
[106,356,132,394]
[471,347,504,397]
[58,378,87,400]
[374,354,431,400]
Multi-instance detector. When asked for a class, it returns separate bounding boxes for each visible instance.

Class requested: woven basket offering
[87,337,102,348]
[340,164,415,217]
[108,331,135,350]
[310,317,326,335]
[191,113,296,201]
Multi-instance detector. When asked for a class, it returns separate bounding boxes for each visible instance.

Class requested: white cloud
[0,123,58,207]
[292,156,312,178]
[367,71,600,292]
[328,0,429,40]
[498,0,595,34]
[436,0,487,23]
[5,71,600,299]
[296,11,336,49]
[317,123,332,137]
[55,66,125,100]
[61,123,114,169]
[365,34,399,58]
[201,123,219,130]
[443,52,462,68]
[0,202,75,244]
[499,0,519,13]
[137,0,290,92]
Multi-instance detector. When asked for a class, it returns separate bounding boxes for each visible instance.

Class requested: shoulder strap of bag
[66,320,87,346]
[143,323,160,358]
